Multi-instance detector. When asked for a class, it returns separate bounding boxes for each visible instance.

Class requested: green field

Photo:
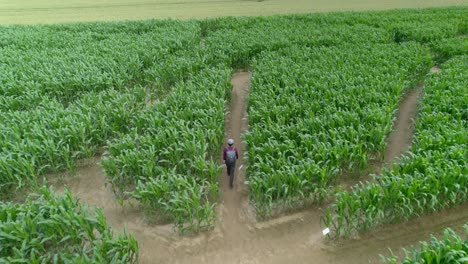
[0,0,467,24]
[0,5,467,263]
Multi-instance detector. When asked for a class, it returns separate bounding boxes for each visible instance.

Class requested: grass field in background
[0,0,467,24]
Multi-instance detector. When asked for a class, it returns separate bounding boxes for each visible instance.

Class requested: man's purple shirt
[223,146,239,161]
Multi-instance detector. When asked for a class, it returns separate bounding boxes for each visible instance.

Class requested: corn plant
[131,169,217,233]
[324,55,468,238]
[0,187,138,263]
[383,224,467,264]
[430,37,468,62]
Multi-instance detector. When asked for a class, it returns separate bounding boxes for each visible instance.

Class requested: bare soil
[48,71,468,263]
[383,82,423,165]
[430,66,442,73]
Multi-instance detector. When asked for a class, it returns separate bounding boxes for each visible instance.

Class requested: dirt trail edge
[50,69,468,263]
[383,81,423,165]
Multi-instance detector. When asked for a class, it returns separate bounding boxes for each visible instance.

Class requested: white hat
[227,139,234,145]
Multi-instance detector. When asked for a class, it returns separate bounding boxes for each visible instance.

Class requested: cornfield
[0,6,467,260]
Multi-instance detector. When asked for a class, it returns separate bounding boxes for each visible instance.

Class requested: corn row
[0,89,145,191]
[384,224,467,264]
[0,20,201,107]
[430,37,468,62]
[102,68,231,232]
[0,187,138,263]
[0,21,203,192]
[324,55,468,237]
[201,7,466,69]
[132,170,217,233]
[245,42,431,217]
[204,20,392,68]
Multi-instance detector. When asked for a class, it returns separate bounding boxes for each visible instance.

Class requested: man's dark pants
[226,161,236,188]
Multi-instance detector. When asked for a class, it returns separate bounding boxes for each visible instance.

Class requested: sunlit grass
[0,0,466,24]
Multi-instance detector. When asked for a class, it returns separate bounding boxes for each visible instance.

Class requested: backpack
[226,149,237,165]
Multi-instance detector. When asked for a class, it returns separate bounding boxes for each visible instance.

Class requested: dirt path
[430,66,442,73]
[383,82,423,165]
[49,69,468,263]
[339,80,423,186]
[216,71,253,250]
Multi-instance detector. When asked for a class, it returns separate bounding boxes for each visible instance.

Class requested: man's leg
[229,162,236,188]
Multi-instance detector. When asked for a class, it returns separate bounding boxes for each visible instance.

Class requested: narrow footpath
[383,82,424,165]
[217,71,253,252]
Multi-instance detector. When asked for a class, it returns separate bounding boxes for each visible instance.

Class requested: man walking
[223,138,239,188]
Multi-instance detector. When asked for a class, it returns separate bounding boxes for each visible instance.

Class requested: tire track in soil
[49,67,468,263]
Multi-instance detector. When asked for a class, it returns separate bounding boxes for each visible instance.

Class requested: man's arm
[223,148,227,161]
[235,148,239,159]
